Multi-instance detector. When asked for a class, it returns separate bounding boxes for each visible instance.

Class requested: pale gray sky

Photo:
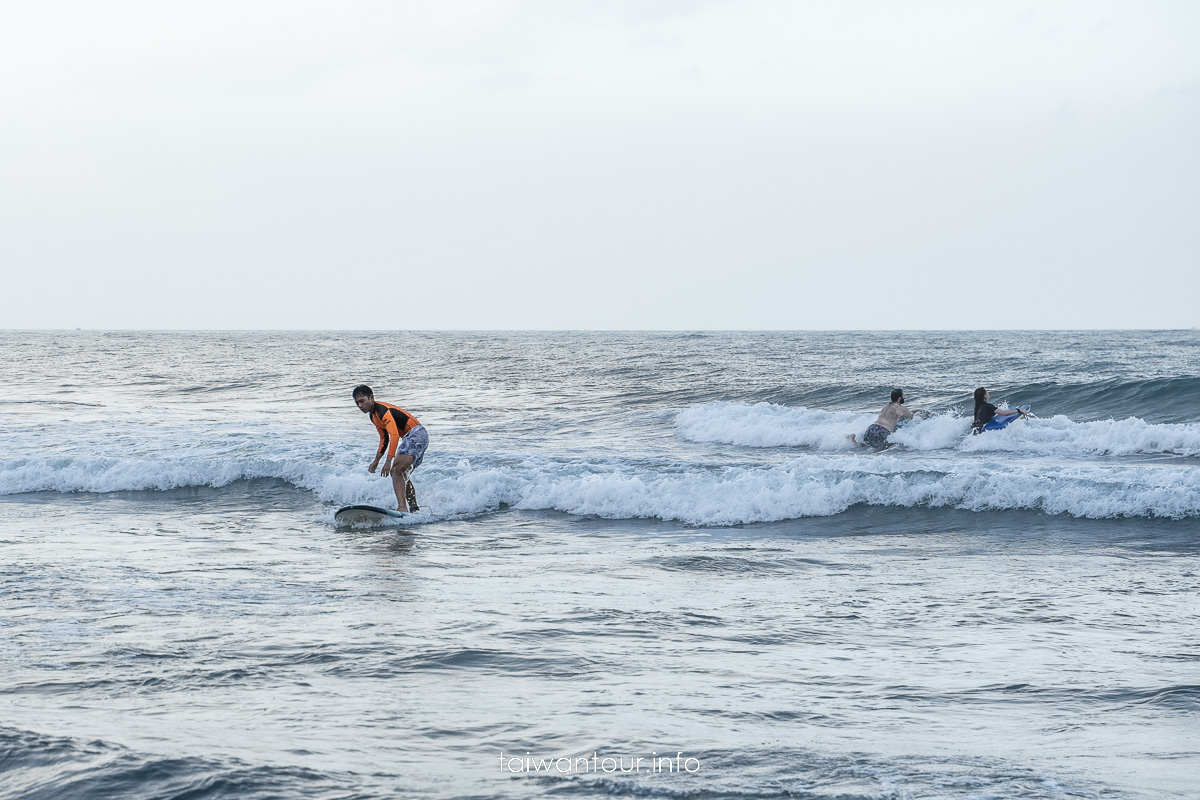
[2,1,1197,329]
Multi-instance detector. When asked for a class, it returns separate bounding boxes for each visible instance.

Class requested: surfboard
[980,405,1031,432]
[334,505,407,524]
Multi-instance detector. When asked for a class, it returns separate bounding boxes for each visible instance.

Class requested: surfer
[353,384,428,512]
[847,389,928,450]
[971,387,1026,434]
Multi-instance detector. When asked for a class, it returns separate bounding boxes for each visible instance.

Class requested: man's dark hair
[352,384,374,399]
[890,388,904,403]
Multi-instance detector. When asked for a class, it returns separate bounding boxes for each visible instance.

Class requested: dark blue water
[1,331,1197,798]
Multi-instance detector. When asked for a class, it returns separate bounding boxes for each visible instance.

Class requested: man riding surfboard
[353,384,428,512]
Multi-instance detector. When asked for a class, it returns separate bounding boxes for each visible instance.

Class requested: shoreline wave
[4,453,1197,524]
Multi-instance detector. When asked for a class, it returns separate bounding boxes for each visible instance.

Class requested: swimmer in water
[847,389,929,450]
[970,387,1027,433]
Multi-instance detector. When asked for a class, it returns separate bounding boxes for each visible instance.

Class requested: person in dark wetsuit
[847,389,928,450]
[971,387,1025,433]
[353,384,428,512]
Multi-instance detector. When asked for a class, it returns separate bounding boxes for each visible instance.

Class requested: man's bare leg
[388,453,416,511]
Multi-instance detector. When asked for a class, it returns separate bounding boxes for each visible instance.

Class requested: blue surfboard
[980,405,1031,432]
[334,505,407,524]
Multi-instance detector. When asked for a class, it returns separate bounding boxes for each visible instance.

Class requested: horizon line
[3,327,1197,334]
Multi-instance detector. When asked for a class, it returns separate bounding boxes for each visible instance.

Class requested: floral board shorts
[397,425,429,471]
[861,423,891,449]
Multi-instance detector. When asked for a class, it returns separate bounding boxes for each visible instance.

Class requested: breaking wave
[3,451,1197,524]
[674,402,1200,458]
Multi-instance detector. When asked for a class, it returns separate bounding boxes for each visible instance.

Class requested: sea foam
[413,456,1200,524]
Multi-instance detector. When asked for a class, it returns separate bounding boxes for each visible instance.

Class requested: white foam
[0,456,323,496]
[674,401,873,449]
[412,455,1200,523]
[959,414,1200,457]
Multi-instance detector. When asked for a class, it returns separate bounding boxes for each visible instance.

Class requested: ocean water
[1,330,1197,800]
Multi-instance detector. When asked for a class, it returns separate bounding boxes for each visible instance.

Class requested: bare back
[873,401,914,432]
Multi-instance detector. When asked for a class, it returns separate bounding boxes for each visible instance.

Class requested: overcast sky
[2,1,1197,329]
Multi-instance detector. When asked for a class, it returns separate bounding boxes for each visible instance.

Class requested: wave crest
[675,402,1200,457]
[8,453,1197,524]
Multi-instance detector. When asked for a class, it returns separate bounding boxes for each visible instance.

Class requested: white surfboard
[334,505,407,525]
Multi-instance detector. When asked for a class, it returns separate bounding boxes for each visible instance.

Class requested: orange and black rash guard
[370,400,420,460]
